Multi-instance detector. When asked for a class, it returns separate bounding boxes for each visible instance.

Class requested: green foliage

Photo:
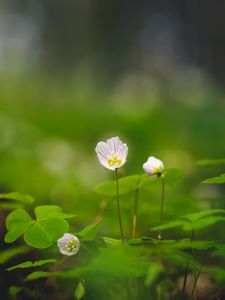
[5,205,75,248]
[88,244,149,277]
[202,173,225,184]
[164,168,183,187]
[95,175,140,197]
[95,169,182,198]
[151,209,225,232]
[6,259,57,271]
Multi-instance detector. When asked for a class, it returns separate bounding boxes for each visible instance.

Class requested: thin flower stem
[131,177,141,239]
[182,230,195,295]
[191,266,202,299]
[158,174,165,240]
[131,188,139,239]
[191,254,206,299]
[115,168,125,242]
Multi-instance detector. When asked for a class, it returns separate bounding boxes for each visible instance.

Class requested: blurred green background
[0,0,224,238]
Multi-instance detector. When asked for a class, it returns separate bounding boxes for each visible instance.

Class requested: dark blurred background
[1,0,225,82]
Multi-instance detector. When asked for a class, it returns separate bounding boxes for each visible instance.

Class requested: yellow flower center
[153,166,164,177]
[67,240,78,252]
[108,156,122,167]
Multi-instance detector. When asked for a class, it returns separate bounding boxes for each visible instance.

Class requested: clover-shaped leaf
[5,205,75,249]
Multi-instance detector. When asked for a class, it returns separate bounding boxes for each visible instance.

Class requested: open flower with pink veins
[95,136,128,171]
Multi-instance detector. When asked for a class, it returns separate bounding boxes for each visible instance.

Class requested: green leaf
[151,209,225,233]
[94,180,115,197]
[202,173,225,184]
[9,286,23,297]
[25,268,84,281]
[25,271,51,281]
[140,168,182,190]
[0,192,34,204]
[171,239,214,250]
[182,209,225,222]
[95,175,141,197]
[7,259,57,271]
[119,175,141,194]
[101,237,122,247]
[77,224,99,241]
[0,246,28,264]
[5,209,34,243]
[34,205,75,220]
[151,220,186,232]
[183,216,225,231]
[197,158,225,167]
[164,168,183,187]
[5,205,72,248]
[24,218,69,248]
[74,280,85,300]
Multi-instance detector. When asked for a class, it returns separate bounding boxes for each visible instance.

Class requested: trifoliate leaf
[5,205,73,248]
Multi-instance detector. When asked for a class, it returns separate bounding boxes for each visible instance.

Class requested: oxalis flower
[143,156,164,177]
[57,233,80,256]
[95,136,128,171]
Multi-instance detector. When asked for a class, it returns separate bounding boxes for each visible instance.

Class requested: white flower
[57,233,80,256]
[95,136,128,171]
[143,156,164,177]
